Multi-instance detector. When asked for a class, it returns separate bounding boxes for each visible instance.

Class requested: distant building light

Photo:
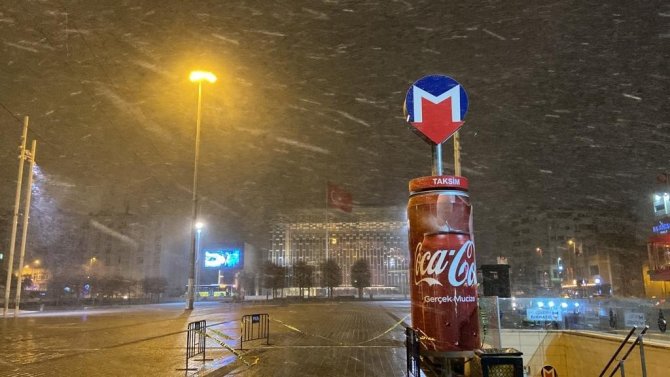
[537,301,545,308]
[574,303,580,308]
[594,278,602,285]
[561,302,568,309]
[652,221,670,234]
[548,301,555,308]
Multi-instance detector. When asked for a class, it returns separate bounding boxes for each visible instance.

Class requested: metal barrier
[240,313,270,350]
[405,327,421,377]
[176,320,211,373]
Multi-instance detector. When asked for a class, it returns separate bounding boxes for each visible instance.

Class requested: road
[0,300,411,377]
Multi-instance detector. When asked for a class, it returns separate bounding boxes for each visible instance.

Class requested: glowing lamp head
[190,71,217,83]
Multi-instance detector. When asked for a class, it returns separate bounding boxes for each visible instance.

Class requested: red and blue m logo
[404,75,469,144]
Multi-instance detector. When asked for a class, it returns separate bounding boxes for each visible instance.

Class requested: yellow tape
[273,319,303,334]
[198,330,260,367]
[208,328,235,340]
[272,318,343,345]
[357,314,410,345]
[271,315,409,346]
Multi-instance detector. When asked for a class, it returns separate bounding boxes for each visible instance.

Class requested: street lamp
[186,70,216,310]
[195,221,205,300]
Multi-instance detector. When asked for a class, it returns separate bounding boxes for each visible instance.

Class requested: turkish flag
[328,183,353,213]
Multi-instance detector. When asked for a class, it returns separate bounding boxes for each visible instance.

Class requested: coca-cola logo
[414,239,477,287]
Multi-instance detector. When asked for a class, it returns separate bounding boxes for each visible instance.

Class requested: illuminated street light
[189,71,217,83]
[186,70,216,311]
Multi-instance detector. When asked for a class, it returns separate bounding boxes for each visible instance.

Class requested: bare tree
[351,259,371,299]
[321,259,342,298]
[141,277,168,303]
[262,261,286,298]
[293,260,314,298]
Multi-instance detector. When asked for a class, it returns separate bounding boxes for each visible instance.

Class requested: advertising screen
[653,193,670,217]
[203,249,242,269]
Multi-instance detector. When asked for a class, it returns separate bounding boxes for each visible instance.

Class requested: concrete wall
[501,329,668,377]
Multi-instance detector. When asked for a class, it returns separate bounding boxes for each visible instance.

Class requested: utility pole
[14,140,37,316]
[3,116,29,317]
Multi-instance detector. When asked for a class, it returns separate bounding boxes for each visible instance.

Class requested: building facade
[644,187,670,298]
[496,208,644,297]
[268,207,409,294]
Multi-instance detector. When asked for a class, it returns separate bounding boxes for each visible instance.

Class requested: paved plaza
[0,300,411,377]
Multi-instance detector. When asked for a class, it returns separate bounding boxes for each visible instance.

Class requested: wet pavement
[0,300,411,377]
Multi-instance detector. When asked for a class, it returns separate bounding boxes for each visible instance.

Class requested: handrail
[607,326,649,377]
[598,326,637,377]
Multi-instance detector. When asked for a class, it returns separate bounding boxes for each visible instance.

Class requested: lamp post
[194,221,204,300]
[3,116,29,317]
[14,140,37,316]
[186,70,216,310]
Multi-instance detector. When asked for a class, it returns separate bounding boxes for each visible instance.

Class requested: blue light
[537,301,544,308]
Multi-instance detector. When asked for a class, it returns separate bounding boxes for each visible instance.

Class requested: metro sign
[404,75,469,144]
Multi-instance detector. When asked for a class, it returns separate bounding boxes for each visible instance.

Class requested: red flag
[327,183,352,213]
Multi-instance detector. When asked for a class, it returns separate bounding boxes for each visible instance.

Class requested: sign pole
[454,131,461,176]
[432,143,443,176]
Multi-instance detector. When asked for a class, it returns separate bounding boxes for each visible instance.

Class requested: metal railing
[240,313,270,350]
[599,325,649,377]
[176,320,211,373]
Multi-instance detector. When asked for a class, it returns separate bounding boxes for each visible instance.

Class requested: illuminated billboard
[203,249,242,269]
[653,193,670,217]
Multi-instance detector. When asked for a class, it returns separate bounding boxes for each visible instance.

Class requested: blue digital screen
[204,249,242,269]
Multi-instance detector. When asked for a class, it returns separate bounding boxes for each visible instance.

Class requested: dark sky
[0,0,668,255]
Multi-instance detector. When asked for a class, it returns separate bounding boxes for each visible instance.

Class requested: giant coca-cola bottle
[408,175,480,353]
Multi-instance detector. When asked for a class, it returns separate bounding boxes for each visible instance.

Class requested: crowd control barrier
[405,327,421,377]
[176,320,211,373]
[240,313,269,350]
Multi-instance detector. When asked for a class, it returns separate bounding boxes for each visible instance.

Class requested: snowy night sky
[0,0,668,257]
